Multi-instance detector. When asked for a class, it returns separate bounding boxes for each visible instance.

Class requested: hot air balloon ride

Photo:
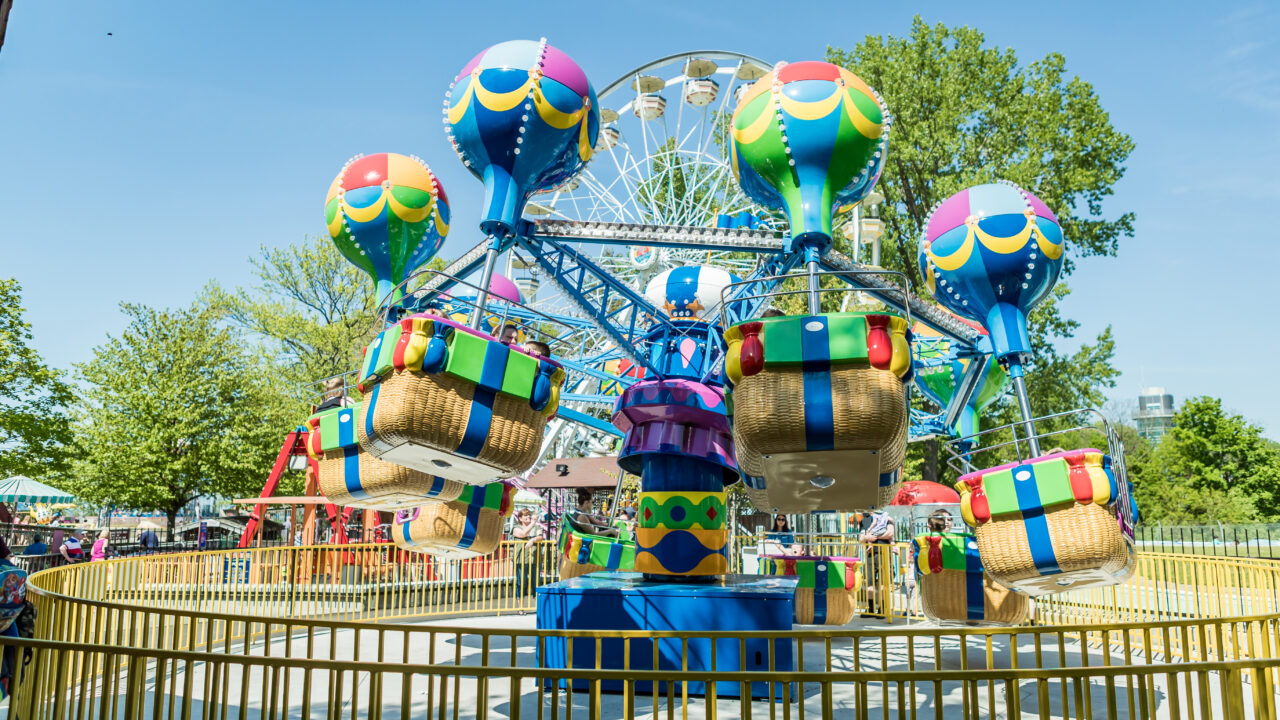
[919,181,1062,450]
[722,61,911,513]
[325,153,450,306]
[910,532,1030,627]
[445,39,599,328]
[921,183,1135,595]
[731,60,889,310]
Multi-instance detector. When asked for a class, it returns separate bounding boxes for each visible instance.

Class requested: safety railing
[9,541,1280,718]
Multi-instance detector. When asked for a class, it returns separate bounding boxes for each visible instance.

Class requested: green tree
[203,235,380,395]
[828,19,1132,479]
[828,18,1134,288]
[68,303,292,535]
[205,235,446,398]
[0,278,73,479]
[1135,397,1280,523]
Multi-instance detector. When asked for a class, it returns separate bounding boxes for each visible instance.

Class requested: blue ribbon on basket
[1012,464,1061,575]
[964,539,985,620]
[800,316,835,451]
[813,561,829,624]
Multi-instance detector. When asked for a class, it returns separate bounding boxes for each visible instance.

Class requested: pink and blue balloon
[325,153,450,304]
[445,39,599,237]
[919,182,1064,362]
[730,61,889,252]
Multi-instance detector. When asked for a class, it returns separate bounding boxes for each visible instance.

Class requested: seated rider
[761,308,785,318]
[522,340,551,359]
[314,377,352,413]
[571,489,618,538]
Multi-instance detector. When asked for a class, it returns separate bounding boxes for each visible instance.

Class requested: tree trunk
[166,508,179,543]
[0,0,13,55]
[922,438,939,484]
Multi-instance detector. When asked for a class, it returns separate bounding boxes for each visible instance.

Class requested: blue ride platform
[536,571,798,698]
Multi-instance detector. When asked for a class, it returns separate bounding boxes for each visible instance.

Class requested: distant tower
[1136,387,1176,443]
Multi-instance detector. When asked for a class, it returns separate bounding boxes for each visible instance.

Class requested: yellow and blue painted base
[536,572,797,698]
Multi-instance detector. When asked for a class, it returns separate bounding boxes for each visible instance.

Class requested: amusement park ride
[246,41,1137,688]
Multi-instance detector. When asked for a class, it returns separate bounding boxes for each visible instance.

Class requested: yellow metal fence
[6,540,1280,718]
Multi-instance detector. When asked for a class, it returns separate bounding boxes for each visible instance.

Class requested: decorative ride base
[536,572,797,699]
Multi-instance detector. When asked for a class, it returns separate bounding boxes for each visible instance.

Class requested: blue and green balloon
[730,61,889,252]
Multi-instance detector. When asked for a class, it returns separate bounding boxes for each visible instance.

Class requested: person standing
[510,508,545,611]
[859,510,895,616]
[860,507,901,614]
[137,528,160,552]
[90,531,111,562]
[767,514,803,556]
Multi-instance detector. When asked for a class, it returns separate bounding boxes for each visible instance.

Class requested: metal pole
[1008,364,1041,457]
[851,205,862,263]
[805,246,821,315]
[469,240,500,330]
[806,259,821,315]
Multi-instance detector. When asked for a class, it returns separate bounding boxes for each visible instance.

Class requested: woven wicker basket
[558,557,608,580]
[317,451,465,510]
[732,364,907,473]
[975,502,1129,586]
[363,371,546,478]
[877,477,903,509]
[919,569,1029,626]
[734,406,903,512]
[794,587,856,625]
[391,500,505,558]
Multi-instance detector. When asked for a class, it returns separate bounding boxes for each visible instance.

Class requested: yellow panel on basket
[758,449,881,513]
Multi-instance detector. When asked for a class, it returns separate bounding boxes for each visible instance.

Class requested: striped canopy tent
[0,476,74,504]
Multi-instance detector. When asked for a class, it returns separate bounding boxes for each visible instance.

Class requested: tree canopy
[67,303,292,532]
[204,235,380,395]
[825,19,1132,478]
[1134,397,1280,524]
[0,278,73,480]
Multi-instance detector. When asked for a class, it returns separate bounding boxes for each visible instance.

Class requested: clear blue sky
[2,1,1277,438]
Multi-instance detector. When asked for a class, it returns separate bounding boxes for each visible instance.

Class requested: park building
[1136,386,1176,443]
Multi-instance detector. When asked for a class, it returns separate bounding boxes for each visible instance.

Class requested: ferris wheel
[524,51,777,281]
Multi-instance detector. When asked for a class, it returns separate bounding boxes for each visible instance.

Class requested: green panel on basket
[936,534,972,571]
[373,325,403,379]
[1031,457,1075,508]
[982,468,1020,517]
[444,330,489,385]
[502,349,538,401]
[793,561,816,588]
[826,314,868,365]
[760,317,803,365]
[313,405,360,452]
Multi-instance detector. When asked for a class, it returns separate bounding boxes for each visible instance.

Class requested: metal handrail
[717,269,913,329]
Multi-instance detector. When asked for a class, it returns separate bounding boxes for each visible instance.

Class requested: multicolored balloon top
[919,181,1064,362]
[445,39,599,237]
[912,319,1009,437]
[644,265,742,320]
[730,61,889,253]
[325,153,450,304]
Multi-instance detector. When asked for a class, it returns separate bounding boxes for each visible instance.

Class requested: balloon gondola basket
[911,532,1029,627]
[945,410,1138,596]
[722,277,914,512]
[306,405,465,510]
[759,555,860,626]
[390,482,515,559]
[556,514,637,580]
[356,311,565,486]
